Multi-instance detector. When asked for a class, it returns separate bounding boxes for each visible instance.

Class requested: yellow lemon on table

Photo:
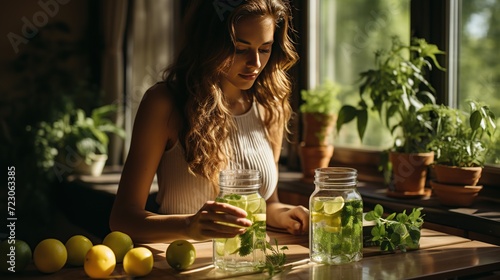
[84,245,116,278]
[65,235,93,266]
[166,240,196,271]
[0,239,32,273]
[33,238,67,273]
[123,247,154,277]
[102,231,133,263]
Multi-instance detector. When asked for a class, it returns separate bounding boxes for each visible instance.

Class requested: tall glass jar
[309,167,363,264]
[213,169,266,272]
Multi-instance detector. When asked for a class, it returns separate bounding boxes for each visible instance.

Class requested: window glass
[459,0,500,165]
[317,0,410,149]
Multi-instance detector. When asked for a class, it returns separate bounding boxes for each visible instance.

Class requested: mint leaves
[365,204,424,252]
[262,239,288,276]
[238,221,265,256]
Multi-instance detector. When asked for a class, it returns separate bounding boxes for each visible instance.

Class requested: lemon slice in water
[323,196,344,215]
[224,237,240,255]
[246,194,262,213]
[252,213,266,222]
[313,200,324,211]
[215,240,225,256]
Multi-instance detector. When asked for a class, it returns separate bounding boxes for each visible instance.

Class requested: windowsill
[278,170,500,245]
[329,146,500,188]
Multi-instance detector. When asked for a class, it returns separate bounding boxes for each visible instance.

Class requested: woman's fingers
[203,201,248,217]
[199,203,252,228]
[188,201,253,239]
[278,206,310,235]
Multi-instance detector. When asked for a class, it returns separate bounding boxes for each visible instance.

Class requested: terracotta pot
[389,152,434,194]
[299,143,334,183]
[302,113,337,146]
[430,180,482,207]
[433,165,482,186]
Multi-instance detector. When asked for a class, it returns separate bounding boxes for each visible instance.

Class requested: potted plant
[427,101,497,206]
[336,36,445,196]
[299,80,342,182]
[35,104,125,177]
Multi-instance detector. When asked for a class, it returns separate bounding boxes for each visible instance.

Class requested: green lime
[323,196,344,215]
[246,194,262,213]
[0,239,32,273]
[224,237,240,255]
[65,234,93,266]
[166,240,196,271]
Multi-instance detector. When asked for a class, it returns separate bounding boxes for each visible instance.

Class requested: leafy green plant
[336,36,445,154]
[426,101,497,167]
[300,80,342,145]
[364,204,424,253]
[34,104,125,170]
[300,80,342,115]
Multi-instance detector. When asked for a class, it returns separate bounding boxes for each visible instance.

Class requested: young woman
[110,0,309,243]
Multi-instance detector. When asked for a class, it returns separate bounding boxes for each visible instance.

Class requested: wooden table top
[8,228,500,279]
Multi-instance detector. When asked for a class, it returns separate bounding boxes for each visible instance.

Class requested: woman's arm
[109,84,251,243]
[263,108,309,235]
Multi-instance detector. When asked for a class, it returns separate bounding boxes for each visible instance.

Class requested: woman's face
[222,15,275,93]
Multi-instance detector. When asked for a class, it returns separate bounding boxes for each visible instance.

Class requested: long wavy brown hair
[163,0,298,186]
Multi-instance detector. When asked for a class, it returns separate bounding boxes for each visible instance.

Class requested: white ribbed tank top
[155,102,277,214]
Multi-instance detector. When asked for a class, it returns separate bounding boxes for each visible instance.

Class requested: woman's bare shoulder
[140,82,176,110]
[135,82,181,133]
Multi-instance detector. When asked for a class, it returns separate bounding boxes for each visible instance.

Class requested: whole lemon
[65,235,93,266]
[33,238,67,273]
[166,240,196,271]
[0,239,32,273]
[84,245,116,278]
[102,231,133,263]
[123,247,154,276]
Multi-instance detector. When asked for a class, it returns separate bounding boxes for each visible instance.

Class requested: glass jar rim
[219,169,261,189]
[314,167,357,187]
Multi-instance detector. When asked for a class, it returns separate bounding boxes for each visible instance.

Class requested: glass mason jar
[213,169,266,272]
[310,167,363,264]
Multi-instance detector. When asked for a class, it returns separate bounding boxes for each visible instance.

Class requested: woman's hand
[186,201,253,241]
[275,205,310,235]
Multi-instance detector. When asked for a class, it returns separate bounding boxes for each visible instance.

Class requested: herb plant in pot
[336,36,445,197]
[36,104,125,177]
[299,81,341,183]
[428,101,497,206]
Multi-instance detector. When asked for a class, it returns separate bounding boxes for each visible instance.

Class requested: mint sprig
[262,239,288,276]
[238,222,260,256]
[365,204,424,252]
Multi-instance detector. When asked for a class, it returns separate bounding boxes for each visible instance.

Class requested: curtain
[123,0,178,159]
[101,0,128,166]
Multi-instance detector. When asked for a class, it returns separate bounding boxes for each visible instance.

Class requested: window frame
[288,0,500,187]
